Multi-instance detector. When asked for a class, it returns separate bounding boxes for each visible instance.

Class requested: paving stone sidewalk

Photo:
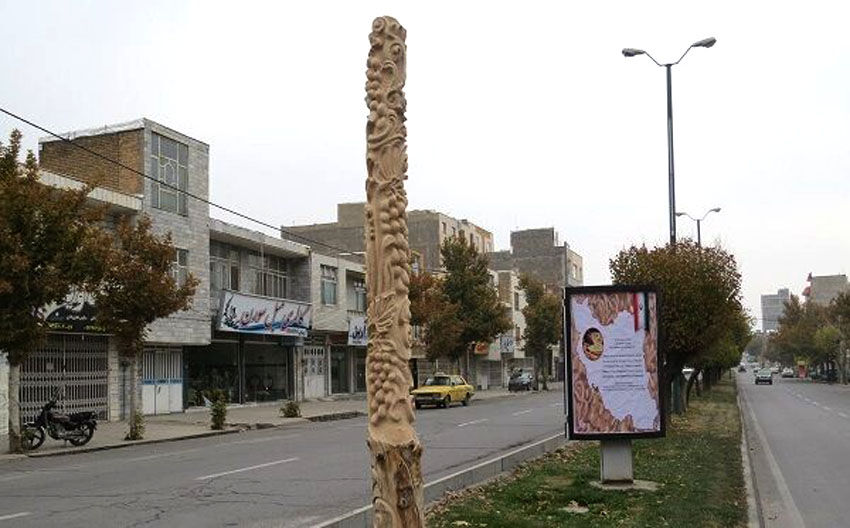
[12,383,560,458]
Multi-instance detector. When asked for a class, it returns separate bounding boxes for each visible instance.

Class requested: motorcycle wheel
[69,423,95,447]
[23,426,45,450]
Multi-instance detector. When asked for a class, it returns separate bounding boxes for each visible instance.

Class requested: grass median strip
[427,379,745,528]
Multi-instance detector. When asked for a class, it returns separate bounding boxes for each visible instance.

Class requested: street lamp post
[675,207,721,246]
[623,37,716,245]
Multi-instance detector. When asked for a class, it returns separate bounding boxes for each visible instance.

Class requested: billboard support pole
[600,439,634,483]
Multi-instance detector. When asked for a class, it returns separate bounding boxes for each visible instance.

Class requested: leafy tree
[610,240,745,414]
[690,307,751,398]
[0,130,106,452]
[744,333,767,362]
[92,215,197,440]
[519,274,561,390]
[772,295,827,369]
[828,292,850,382]
[408,271,462,361]
[435,237,511,375]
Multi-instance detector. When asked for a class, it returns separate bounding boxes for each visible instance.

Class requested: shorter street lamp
[675,207,721,246]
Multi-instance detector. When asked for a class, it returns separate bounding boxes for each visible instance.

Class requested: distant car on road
[770,366,780,374]
[508,372,536,392]
[781,367,795,378]
[738,364,747,372]
[411,373,473,409]
[755,368,773,385]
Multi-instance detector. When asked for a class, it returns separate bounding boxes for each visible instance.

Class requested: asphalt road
[0,389,565,527]
[738,372,850,528]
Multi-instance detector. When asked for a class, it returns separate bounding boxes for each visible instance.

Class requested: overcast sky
[1,1,848,325]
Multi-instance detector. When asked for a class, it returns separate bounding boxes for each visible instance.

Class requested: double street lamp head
[622,37,716,65]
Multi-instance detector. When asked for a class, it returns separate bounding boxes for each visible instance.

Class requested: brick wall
[39,129,144,195]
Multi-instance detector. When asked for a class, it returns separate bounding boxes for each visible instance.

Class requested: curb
[22,410,369,459]
[25,427,244,458]
[738,392,764,528]
[313,432,568,528]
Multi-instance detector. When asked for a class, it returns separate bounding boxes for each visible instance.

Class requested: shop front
[185,290,310,406]
[328,315,367,395]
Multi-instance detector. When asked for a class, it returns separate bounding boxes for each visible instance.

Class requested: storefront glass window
[185,342,238,406]
[244,343,290,402]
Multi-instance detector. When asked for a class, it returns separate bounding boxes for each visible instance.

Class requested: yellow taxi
[411,373,474,409]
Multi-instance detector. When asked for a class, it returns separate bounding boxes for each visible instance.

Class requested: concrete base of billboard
[600,439,634,483]
[590,479,660,492]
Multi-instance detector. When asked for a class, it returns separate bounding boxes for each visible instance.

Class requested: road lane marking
[195,457,299,480]
[742,387,806,527]
[822,406,832,411]
[812,401,821,407]
[457,418,488,428]
[221,434,300,446]
[512,409,534,416]
[839,412,849,419]
[0,512,31,521]
[124,447,203,462]
[549,403,562,408]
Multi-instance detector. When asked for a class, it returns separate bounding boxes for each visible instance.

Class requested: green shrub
[210,390,228,430]
[281,401,301,418]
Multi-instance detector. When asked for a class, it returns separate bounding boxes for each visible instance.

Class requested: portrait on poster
[565,286,663,439]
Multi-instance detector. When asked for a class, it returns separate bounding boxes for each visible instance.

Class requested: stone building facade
[28,119,212,420]
[488,227,583,291]
[285,202,493,272]
[803,274,848,307]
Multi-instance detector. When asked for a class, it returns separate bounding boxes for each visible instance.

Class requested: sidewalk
[18,384,555,459]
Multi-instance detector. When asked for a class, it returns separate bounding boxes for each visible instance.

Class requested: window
[352,279,367,312]
[172,249,189,286]
[321,265,337,305]
[515,325,522,343]
[571,263,580,280]
[441,222,447,235]
[514,292,520,310]
[249,252,288,298]
[150,133,189,215]
[451,227,457,237]
[210,241,240,292]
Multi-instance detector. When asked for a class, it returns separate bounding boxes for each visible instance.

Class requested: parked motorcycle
[23,392,97,450]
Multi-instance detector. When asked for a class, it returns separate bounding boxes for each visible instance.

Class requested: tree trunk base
[368,436,425,528]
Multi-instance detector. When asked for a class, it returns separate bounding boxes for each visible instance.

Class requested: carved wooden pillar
[364,16,425,528]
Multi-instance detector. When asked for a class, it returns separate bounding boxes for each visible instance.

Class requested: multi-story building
[803,274,848,307]
[761,288,790,332]
[22,118,211,421]
[185,219,312,408]
[286,202,493,272]
[16,119,371,428]
[488,227,583,291]
[488,227,583,381]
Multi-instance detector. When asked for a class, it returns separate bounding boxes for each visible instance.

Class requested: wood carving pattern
[364,16,424,527]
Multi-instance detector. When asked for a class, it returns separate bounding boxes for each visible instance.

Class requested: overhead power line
[0,106,354,255]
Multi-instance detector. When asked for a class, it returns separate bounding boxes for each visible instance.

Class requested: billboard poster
[564,285,664,440]
[218,290,311,337]
[348,315,368,346]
